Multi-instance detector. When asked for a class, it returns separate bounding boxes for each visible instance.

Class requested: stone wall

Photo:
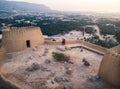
[45,40,107,53]
[45,40,80,45]
[109,45,120,54]
[2,27,44,53]
[81,40,107,53]
[98,45,120,87]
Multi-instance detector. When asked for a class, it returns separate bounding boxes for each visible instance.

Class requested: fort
[0,26,120,88]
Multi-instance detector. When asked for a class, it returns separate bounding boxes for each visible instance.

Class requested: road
[84,25,104,40]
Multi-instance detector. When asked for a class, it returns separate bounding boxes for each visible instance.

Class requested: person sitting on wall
[62,38,66,45]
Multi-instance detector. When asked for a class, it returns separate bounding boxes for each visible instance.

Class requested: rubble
[54,76,70,83]
[68,60,74,64]
[44,59,51,64]
[87,75,100,82]
[26,63,40,72]
[66,68,72,75]
[26,63,49,72]
[82,58,90,67]
[63,85,72,89]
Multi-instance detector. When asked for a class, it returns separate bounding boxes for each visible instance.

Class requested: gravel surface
[0,44,114,89]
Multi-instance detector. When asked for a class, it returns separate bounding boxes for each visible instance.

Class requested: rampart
[2,27,44,52]
[45,40,107,53]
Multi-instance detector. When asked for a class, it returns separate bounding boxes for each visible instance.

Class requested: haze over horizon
[7,0,120,13]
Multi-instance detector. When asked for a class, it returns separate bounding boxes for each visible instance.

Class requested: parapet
[3,26,40,32]
[109,45,120,55]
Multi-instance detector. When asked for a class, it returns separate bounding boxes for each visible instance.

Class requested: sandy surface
[0,44,114,89]
[49,30,92,41]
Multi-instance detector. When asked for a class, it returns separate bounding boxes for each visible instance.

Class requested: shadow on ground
[0,76,19,89]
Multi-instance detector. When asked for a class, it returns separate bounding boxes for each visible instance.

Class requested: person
[82,27,86,36]
[80,46,83,52]
[62,38,66,45]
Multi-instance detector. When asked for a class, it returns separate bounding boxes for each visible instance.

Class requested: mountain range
[0,0,52,13]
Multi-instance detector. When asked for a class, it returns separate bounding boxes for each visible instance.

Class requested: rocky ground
[0,44,114,89]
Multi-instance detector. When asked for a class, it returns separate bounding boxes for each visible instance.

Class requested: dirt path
[84,25,104,40]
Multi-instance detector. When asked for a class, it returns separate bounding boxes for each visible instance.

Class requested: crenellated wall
[2,27,44,52]
[98,45,120,87]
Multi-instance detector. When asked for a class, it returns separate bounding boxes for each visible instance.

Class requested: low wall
[45,40,107,53]
[0,73,19,89]
[82,41,107,53]
[0,72,32,89]
[109,45,120,53]
[45,40,81,45]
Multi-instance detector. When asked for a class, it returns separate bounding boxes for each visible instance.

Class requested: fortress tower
[99,45,120,87]
[2,27,44,52]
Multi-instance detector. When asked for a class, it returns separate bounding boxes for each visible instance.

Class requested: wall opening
[26,40,31,48]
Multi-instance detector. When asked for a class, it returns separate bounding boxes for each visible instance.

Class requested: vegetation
[87,37,118,48]
[95,40,118,48]
[0,15,120,48]
[97,19,120,35]
[115,30,120,43]
[85,27,96,34]
[52,52,70,62]
[93,35,99,39]
[0,15,94,36]
[37,20,93,36]
[0,31,2,34]
[98,24,116,35]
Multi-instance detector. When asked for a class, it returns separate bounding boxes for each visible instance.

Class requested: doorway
[26,40,31,48]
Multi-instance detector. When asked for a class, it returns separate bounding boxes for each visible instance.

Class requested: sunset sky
[8,0,120,12]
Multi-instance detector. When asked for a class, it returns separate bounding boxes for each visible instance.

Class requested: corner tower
[2,27,44,52]
[98,45,120,87]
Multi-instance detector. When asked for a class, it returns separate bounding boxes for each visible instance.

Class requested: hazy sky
[9,0,120,12]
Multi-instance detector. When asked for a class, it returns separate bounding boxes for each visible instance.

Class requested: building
[2,27,44,52]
